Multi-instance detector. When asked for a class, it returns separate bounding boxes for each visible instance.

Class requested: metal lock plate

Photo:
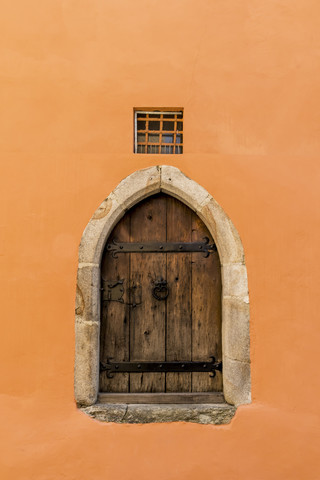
[102,280,124,303]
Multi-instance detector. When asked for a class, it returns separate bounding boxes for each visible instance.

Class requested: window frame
[134,109,183,154]
[75,166,251,424]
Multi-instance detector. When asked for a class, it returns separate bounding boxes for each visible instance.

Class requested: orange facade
[1,1,320,479]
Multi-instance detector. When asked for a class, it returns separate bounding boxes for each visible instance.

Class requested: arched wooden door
[100,193,222,399]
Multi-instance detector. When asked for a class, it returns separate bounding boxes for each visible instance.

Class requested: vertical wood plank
[100,215,130,392]
[166,196,192,392]
[191,215,223,391]
[129,196,166,392]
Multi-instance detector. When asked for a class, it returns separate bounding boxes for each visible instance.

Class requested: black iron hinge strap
[106,237,217,258]
[100,358,222,378]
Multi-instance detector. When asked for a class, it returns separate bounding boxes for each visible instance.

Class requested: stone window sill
[81,402,236,424]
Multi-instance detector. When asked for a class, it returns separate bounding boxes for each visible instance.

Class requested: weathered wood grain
[191,215,222,391]
[166,196,192,392]
[100,193,222,397]
[98,392,225,404]
[129,196,166,392]
[100,215,130,392]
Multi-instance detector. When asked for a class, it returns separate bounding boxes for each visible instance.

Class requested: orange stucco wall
[1,1,320,479]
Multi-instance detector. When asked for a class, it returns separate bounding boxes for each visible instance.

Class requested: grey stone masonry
[81,403,237,425]
[75,166,251,421]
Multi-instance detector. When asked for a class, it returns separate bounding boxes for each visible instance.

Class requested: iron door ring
[152,280,169,301]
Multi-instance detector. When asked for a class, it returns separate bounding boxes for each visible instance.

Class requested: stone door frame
[75,165,251,413]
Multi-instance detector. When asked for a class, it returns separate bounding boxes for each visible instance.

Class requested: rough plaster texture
[2,0,320,475]
[75,166,251,419]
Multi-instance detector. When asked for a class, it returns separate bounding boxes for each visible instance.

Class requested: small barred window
[134,110,183,154]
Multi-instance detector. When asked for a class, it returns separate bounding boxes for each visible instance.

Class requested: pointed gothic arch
[75,166,250,422]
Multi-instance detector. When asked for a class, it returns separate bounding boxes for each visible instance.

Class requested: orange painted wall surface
[1,1,320,479]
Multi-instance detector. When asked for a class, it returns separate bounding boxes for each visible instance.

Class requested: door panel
[166,196,192,392]
[100,193,222,394]
[129,196,166,393]
[191,214,222,391]
[100,215,130,392]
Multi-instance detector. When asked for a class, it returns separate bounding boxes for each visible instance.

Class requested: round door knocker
[152,279,169,301]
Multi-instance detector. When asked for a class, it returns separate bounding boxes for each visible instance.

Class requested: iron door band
[106,237,217,258]
[101,357,223,378]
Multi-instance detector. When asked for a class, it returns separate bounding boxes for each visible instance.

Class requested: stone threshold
[81,403,237,424]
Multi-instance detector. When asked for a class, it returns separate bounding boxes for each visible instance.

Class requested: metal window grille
[134,110,183,154]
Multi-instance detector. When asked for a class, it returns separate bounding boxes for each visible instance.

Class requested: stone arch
[75,165,251,415]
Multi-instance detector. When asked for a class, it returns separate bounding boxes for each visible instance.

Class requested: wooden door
[99,194,222,397]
